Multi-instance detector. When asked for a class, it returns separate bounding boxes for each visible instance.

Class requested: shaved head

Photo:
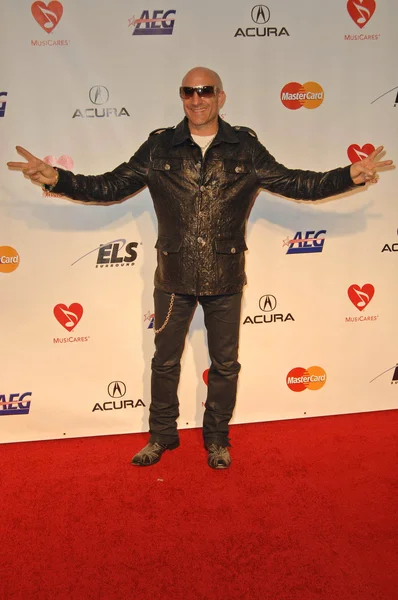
[182,67,223,90]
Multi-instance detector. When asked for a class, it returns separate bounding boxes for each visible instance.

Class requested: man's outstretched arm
[7,144,150,203]
[253,142,393,200]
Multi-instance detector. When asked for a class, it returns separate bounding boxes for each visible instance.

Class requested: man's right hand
[7,146,58,186]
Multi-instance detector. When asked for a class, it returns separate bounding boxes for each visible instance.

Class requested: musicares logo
[280,82,324,110]
[346,0,376,29]
[31,1,63,33]
[347,144,375,163]
[348,284,374,311]
[344,0,379,41]
[345,284,378,323]
[54,303,83,331]
[42,155,74,196]
[44,155,74,170]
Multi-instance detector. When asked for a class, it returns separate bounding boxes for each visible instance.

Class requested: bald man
[8,67,392,469]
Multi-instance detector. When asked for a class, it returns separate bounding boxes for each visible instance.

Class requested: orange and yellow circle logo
[280,82,324,110]
[0,246,20,273]
[286,366,327,392]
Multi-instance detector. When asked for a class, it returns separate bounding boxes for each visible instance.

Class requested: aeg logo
[129,9,176,35]
[0,392,32,416]
[283,230,326,254]
[0,92,7,117]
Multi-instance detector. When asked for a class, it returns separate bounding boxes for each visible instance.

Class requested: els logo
[129,10,176,35]
[347,0,376,29]
[347,284,374,311]
[54,303,83,331]
[370,364,398,385]
[371,86,398,107]
[31,1,63,33]
[347,144,375,163]
[283,230,326,254]
[0,92,7,117]
[72,239,139,268]
[281,82,324,110]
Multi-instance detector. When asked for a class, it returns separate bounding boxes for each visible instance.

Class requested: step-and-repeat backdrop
[1,1,397,443]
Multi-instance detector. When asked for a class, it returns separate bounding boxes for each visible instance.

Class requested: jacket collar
[172,117,239,147]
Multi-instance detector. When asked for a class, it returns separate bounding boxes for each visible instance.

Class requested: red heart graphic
[43,155,74,170]
[202,368,209,386]
[54,303,83,331]
[347,284,374,311]
[347,0,376,29]
[347,144,375,164]
[31,1,63,34]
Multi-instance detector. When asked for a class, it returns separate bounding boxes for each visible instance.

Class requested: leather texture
[53,117,356,295]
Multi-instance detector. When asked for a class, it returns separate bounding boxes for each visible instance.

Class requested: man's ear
[218,91,226,110]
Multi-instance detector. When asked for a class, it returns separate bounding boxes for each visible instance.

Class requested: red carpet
[1,410,397,600]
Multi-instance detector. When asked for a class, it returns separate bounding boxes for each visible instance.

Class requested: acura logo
[107,381,126,398]
[89,85,110,105]
[251,5,271,24]
[259,294,277,312]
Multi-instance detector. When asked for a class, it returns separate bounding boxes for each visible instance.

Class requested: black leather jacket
[52,117,356,295]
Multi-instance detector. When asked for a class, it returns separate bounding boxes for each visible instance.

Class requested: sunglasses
[179,86,220,99]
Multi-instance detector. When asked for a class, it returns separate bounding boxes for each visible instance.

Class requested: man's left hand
[350,146,393,185]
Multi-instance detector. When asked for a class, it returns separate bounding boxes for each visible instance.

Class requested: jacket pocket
[223,159,252,175]
[152,158,182,172]
[215,238,247,289]
[155,236,182,284]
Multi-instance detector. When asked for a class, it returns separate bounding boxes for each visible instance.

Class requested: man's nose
[191,91,202,104]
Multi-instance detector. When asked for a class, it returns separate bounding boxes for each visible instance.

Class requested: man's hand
[350,146,393,185]
[7,146,58,186]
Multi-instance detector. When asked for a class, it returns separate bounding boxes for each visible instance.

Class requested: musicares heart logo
[31,1,63,34]
[346,0,376,29]
[347,284,375,311]
[54,303,83,331]
[347,144,375,164]
[43,155,74,170]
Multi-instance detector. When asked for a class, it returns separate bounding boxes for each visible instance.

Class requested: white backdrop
[1,0,397,443]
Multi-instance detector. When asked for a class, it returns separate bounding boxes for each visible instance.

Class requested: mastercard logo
[286,366,327,392]
[280,82,324,110]
[0,246,20,273]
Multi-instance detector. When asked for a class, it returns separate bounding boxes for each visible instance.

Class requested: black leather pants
[149,289,242,447]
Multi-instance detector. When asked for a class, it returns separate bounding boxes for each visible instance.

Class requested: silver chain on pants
[154,293,175,334]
